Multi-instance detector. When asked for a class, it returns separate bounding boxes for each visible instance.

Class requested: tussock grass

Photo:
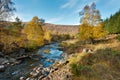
[70,48,120,80]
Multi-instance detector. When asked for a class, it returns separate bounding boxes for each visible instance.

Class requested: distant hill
[0,21,79,35]
[43,23,79,35]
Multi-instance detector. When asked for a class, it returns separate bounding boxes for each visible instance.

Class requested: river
[0,43,65,80]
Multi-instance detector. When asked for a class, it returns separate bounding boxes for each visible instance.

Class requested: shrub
[116,35,120,41]
[23,40,38,51]
[70,48,120,80]
[44,30,52,43]
[71,63,92,77]
[52,34,72,42]
[59,42,68,47]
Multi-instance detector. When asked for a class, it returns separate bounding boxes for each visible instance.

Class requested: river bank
[0,43,66,80]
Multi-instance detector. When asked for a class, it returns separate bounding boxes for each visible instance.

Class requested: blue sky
[13,0,120,25]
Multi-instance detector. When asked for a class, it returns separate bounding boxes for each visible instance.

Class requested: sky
[13,0,120,25]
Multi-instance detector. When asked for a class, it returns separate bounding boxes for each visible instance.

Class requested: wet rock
[38,75,46,80]
[46,59,54,62]
[30,54,42,60]
[44,67,50,72]
[9,58,16,63]
[26,78,30,80]
[43,49,50,54]
[58,47,64,51]
[0,52,4,57]
[15,60,22,64]
[30,71,39,77]
[19,48,25,55]
[0,58,9,65]
[19,76,24,80]
[0,65,5,72]
[41,69,46,75]
[12,70,19,75]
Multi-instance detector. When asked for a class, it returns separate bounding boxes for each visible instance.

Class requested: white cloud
[61,0,79,9]
[46,17,63,23]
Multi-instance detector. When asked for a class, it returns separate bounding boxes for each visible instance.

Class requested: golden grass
[83,38,120,52]
[68,52,89,65]
[62,39,79,44]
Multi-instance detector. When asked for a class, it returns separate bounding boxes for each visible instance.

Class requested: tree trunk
[90,37,94,44]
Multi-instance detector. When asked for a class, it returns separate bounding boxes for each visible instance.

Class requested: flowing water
[0,43,65,80]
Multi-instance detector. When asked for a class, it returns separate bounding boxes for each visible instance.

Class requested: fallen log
[16,55,30,60]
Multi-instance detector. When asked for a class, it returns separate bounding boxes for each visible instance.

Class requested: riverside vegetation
[0,0,120,80]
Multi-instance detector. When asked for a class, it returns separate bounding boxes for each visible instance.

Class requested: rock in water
[0,52,4,57]
[19,77,24,80]
[0,65,5,72]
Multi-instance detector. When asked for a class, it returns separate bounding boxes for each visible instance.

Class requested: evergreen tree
[104,10,120,34]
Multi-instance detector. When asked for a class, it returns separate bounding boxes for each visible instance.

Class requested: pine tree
[104,10,120,34]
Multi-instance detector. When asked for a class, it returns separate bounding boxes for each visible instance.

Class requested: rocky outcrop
[24,60,71,80]
[43,64,72,80]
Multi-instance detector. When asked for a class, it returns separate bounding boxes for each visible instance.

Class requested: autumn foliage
[24,16,44,46]
[44,29,52,43]
[79,23,106,41]
[78,3,106,43]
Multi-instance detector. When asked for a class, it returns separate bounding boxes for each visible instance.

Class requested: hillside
[43,23,79,35]
[0,22,79,35]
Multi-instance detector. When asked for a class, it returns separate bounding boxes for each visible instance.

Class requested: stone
[88,49,94,53]
[35,69,40,73]
[44,67,50,72]
[30,71,39,77]
[33,67,37,71]
[12,71,19,75]
[0,52,4,57]
[46,59,54,62]
[43,49,50,54]
[19,77,24,80]
[38,75,46,80]
[41,70,45,74]
[0,65,5,72]
[19,48,25,55]
[26,78,30,80]
[0,58,9,65]
[82,48,88,53]
[9,58,16,63]
[39,64,43,67]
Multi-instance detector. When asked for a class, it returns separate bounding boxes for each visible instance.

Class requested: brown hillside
[0,22,79,35]
[43,23,79,35]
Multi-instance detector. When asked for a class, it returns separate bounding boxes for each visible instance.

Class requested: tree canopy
[104,10,120,34]
[79,2,101,26]
[78,2,106,44]
[24,16,44,46]
[0,0,16,21]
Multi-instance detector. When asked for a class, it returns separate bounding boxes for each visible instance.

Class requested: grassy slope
[67,35,120,80]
